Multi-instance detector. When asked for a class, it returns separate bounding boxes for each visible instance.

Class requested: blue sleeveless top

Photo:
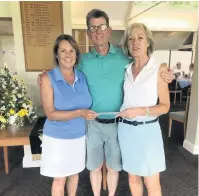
[43,66,92,139]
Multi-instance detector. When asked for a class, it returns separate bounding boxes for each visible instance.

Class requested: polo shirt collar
[54,66,78,82]
[91,43,116,56]
[125,56,155,74]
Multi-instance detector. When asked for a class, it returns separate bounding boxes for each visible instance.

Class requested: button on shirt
[77,44,130,118]
[43,67,92,139]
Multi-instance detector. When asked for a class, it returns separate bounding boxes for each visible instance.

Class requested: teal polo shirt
[78,44,130,117]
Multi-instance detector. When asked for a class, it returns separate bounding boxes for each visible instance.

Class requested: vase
[8,115,17,125]
[18,117,25,126]
[8,115,24,126]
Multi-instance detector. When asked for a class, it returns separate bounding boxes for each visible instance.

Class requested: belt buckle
[105,119,109,124]
[132,121,138,126]
[118,117,123,123]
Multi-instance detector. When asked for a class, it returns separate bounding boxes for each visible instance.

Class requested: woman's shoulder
[48,67,58,74]
[41,67,57,83]
[75,68,87,80]
[125,62,133,71]
[75,68,84,75]
[44,67,56,80]
[40,72,50,84]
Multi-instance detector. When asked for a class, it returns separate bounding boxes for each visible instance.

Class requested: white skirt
[40,135,86,177]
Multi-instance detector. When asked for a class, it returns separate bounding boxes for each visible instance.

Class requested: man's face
[176,63,181,69]
[87,17,111,47]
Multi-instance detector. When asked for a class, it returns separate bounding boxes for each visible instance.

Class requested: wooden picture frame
[20,1,63,71]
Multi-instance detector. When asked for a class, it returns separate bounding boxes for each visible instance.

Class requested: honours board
[20,1,63,71]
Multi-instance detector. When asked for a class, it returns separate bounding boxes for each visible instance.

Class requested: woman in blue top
[40,34,97,196]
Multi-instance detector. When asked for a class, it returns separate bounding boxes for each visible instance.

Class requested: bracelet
[146,107,150,116]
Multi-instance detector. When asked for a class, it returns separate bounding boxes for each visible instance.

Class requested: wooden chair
[102,161,107,190]
[168,96,190,138]
[187,87,191,98]
[169,79,182,105]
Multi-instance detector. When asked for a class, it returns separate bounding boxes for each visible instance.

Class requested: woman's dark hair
[86,9,109,28]
[53,34,80,66]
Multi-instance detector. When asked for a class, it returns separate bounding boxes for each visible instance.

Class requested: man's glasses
[88,24,108,33]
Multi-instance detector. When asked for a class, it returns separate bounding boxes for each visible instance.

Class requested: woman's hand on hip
[80,109,98,120]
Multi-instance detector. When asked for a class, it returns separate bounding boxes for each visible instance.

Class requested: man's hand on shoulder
[37,70,47,87]
[160,63,174,83]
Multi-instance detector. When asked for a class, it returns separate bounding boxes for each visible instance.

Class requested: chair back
[169,79,177,91]
[184,96,190,135]
[169,79,181,91]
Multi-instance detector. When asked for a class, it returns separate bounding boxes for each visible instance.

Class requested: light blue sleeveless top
[43,66,92,139]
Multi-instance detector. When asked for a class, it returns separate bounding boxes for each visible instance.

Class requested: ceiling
[0,1,198,35]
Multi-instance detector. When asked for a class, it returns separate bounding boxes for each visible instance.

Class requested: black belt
[95,117,158,126]
[95,117,119,124]
[118,117,158,126]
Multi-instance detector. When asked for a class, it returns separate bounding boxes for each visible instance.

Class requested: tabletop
[177,78,192,88]
[0,123,34,146]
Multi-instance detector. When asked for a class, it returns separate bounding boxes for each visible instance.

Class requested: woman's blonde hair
[122,23,155,57]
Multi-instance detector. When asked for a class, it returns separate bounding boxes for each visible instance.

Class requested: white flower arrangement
[0,63,38,129]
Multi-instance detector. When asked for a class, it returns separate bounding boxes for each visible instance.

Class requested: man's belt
[95,117,119,124]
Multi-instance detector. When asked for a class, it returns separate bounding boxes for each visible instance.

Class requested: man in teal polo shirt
[78,9,173,196]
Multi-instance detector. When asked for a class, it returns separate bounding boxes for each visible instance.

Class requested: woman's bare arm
[140,63,170,116]
[117,63,170,118]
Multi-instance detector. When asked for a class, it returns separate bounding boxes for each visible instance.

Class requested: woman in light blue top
[117,23,170,196]
[40,34,97,196]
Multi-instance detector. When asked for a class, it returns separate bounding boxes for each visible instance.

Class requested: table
[177,78,192,89]
[0,124,34,174]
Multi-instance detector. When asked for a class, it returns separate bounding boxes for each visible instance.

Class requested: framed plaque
[20,1,63,71]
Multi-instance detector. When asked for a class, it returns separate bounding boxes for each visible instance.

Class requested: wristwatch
[146,107,150,116]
